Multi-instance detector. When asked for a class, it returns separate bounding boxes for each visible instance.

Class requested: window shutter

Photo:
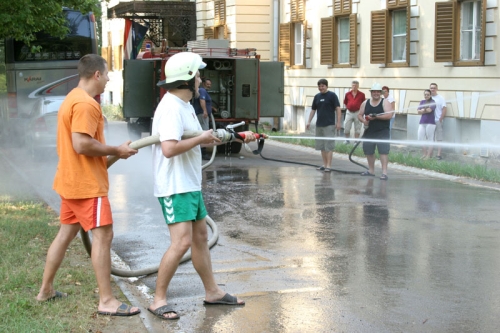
[480,0,486,64]
[204,27,215,39]
[214,0,226,26]
[371,10,387,64]
[434,1,455,62]
[334,0,352,16]
[405,6,410,65]
[279,23,291,66]
[387,0,408,8]
[349,14,357,65]
[303,20,308,68]
[291,0,305,23]
[320,17,334,65]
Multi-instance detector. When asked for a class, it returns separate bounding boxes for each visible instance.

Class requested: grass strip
[0,200,117,332]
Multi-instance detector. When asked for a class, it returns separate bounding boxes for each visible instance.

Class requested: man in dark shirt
[358,83,393,180]
[306,79,341,172]
[193,78,214,160]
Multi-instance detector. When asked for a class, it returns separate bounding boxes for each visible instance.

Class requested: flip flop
[316,166,325,171]
[203,293,245,306]
[147,305,180,320]
[324,168,331,172]
[380,174,389,180]
[45,290,67,302]
[360,171,375,177]
[97,302,141,317]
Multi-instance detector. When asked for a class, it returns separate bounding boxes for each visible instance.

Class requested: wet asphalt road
[3,121,500,332]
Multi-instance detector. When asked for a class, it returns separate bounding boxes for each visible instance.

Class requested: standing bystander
[193,78,214,160]
[343,80,366,144]
[306,79,342,172]
[382,86,396,138]
[429,83,447,159]
[36,54,140,317]
[358,83,393,180]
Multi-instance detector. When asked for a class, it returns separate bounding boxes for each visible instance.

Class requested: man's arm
[379,99,394,120]
[72,132,137,159]
[440,106,447,122]
[306,109,316,130]
[161,130,220,158]
[358,101,367,123]
[200,99,208,118]
[335,106,342,129]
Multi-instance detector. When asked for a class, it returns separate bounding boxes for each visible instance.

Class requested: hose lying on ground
[81,130,220,277]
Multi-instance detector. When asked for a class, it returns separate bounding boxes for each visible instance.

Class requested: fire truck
[122,41,284,153]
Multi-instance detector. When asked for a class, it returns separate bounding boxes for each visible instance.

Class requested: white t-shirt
[432,94,446,122]
[385,95,396,118]
[152,92,203,197]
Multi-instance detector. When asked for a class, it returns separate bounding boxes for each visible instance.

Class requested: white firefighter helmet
[370,82,383,91]
[157,52,207,88]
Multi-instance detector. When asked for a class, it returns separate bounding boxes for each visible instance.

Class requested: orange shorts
[60,196,113,232]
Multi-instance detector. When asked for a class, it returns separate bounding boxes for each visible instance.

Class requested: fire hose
[80,123,266,277]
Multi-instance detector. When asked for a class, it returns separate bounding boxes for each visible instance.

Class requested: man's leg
[191,218,244,304]
[353,111,361,139]
[321,150,329,168]
[344,113,352,141]
[380,154,389,175]
[36,224,80,301]
[324,151,333,169]
[149,222,192,318]
[91,225,140,314]
[366,154,376,174]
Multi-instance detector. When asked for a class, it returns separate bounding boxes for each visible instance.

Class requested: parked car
[25,96,108,160]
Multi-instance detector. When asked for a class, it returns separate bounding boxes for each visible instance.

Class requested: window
[294,23,304,66]
[338,17,350,64]
[320,0,357,66]
[460,0,481,60]
[392,10,407,62]
[204,0,227,40]
[370,0,410,66]
[279,0,306,68]
[435,0,486,65]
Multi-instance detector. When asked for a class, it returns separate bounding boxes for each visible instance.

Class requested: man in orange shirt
[36,54,140,316]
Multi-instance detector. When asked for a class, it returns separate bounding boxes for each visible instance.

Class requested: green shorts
[158,191,208,225]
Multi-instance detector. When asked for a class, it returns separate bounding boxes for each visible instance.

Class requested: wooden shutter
[302,20,308,67]
[291,0,305,23]
[371,10,387,64]
[214,0,226,26]
[349,14,357,65]
[334,0,352,16]
[434,1,455,62]
[387,0,408,8]
[204,27,215,39]
[479,0,486,64]
[279,23,291,66]
[320,17,334,65]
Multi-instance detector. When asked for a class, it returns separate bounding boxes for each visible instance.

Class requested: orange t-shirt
[53,88,108,199]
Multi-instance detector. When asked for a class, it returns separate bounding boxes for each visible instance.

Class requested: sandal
[316,166,325,171]
[360,171,375,177]
[148,305,180,320]
[380,174,388,180]
[324,168,331,172]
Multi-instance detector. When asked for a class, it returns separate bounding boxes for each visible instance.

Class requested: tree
[0,0,101,45]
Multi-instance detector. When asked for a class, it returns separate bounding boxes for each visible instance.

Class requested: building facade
[103,0,499,155]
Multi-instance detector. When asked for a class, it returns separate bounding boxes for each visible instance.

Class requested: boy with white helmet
[357,83,393,180]
[149,52,251,320]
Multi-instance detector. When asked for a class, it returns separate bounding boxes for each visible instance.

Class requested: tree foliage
[0,0,102,45]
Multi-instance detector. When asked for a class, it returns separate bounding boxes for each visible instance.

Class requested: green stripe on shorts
[158,191,207,224]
